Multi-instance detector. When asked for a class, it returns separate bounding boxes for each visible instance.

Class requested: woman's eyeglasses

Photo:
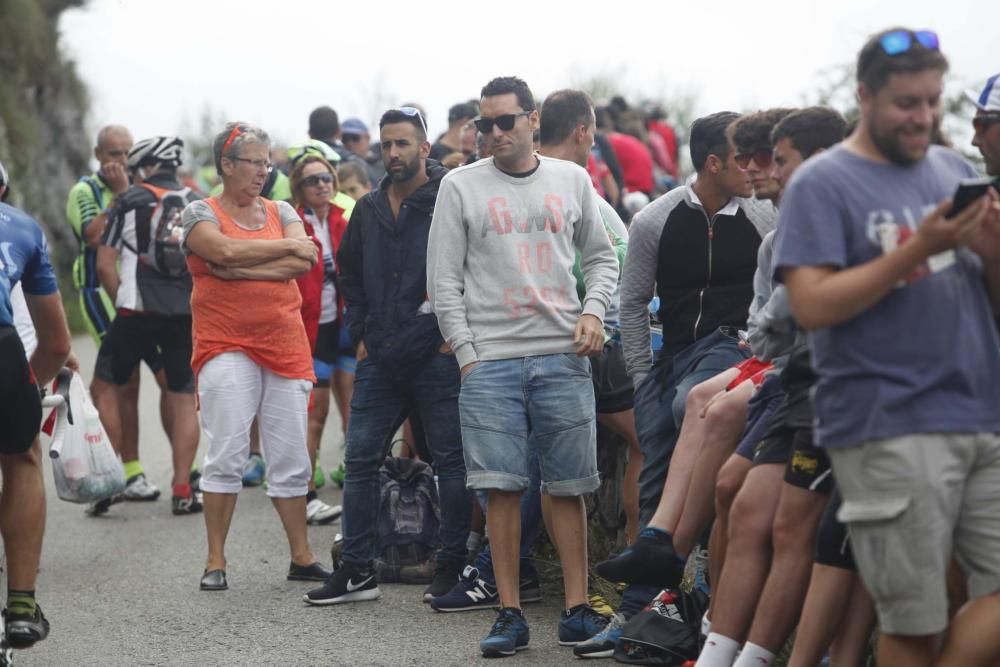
[232,157,273,173]
[302,173,334,188]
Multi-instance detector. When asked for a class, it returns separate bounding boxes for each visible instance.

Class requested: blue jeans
[341,352,471,571]
[621,328,747,616]
[460,354,599,495]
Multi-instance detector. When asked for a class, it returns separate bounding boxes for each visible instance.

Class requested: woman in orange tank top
[181,122,332,592]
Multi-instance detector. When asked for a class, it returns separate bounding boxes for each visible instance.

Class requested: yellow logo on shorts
[791,451,818,474]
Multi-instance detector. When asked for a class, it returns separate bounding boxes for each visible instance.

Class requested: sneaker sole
[306,513,341,526]
[574,646,615,658]
[430,601,499,612]
[303,588,381,605]
[122,494,160,501]
[481,644,528,657]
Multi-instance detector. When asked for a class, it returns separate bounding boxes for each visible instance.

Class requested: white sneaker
[122,474,161,501]
[306,498,342,525]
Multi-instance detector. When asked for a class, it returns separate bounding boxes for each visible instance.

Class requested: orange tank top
[187,197,315,381]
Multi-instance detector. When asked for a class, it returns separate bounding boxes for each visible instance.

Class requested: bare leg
[707,463,784,643]
[91,377,122,456]
[786,564,856,667]
[166,391,199,489]
[828,576,875,667]
[647,368,740,532]
[547,495,589,608]
[307,387,331,491]
[0,439,46,590]
[333,368,353,433]
[153,369,174,441]
[249,419,261,456]
[487,490,523,608]
[879,634,935,667]
[271,496,316,565]
[597,408,643,544]
[744,484,829,652]
[936,592,1000,667]
[204,491,238,571]
[709,453,752,618]
[118,367,141,464]
[672,380,753,556]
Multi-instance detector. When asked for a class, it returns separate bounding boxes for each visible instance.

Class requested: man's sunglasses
[973,114,1000,134]
[734,147,773,170]
[878,30,939,57]
[473,111,531,134]
[394,107,428,134]
[302,173,333,188]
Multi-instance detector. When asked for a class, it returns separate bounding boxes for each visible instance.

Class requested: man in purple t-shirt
[775,28,1000,667]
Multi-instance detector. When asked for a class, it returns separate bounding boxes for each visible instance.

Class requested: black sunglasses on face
[973,114,1000,134]
[474,111,531,134]
[302,173,333,187]
[735,147,773,170]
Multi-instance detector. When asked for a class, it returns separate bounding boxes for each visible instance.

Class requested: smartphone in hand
[948,177,994,218]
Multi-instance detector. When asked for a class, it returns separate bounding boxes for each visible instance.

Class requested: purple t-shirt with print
[773,144,1000,449]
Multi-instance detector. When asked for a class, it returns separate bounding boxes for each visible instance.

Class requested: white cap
[966,73,1000,113]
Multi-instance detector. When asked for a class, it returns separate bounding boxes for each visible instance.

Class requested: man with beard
[776,28,1000,667]
[969,73,1000,186]
[304,107,472,607]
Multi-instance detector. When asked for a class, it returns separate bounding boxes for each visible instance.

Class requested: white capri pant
[197,351,312,498]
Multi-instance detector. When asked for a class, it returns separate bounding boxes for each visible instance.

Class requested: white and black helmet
[128,136,184,170]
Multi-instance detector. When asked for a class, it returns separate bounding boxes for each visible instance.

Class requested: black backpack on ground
[614,587,709,665]
[374,456,441,584]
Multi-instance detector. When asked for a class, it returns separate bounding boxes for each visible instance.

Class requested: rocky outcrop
[0,0,92,305]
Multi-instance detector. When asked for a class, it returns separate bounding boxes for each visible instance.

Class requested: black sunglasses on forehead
[473,111,531,134]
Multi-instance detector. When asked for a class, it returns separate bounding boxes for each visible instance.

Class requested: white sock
[701,612,711,637]
[696,633,740,667]
[732,642,775,667]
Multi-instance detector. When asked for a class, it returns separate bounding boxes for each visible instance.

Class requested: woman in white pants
[181,121,332,591]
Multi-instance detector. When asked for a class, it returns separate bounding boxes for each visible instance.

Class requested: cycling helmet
[127,136,184,170]
[287,139,341,168]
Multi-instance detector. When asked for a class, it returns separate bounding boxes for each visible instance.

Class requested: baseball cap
[966,73,1000,112]
[341,118,369,136]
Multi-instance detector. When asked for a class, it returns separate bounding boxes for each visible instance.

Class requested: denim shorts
[459,353,599,496]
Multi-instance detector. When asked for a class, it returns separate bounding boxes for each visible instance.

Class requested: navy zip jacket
[337,161,447,375]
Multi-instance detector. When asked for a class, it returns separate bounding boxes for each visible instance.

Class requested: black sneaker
[172,493,204,516]
[304,562,380,606]
[596,532,685,587]
[85,494,123,517]
[423,564,461,603]
[4,604,50,649]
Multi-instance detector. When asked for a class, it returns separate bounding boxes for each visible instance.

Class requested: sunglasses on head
[302,173,333,188]
[473,111,531,134]
[394,107,428,134]
[878,29,939,57]
[973,114,1000,134]
[734,147,773,170]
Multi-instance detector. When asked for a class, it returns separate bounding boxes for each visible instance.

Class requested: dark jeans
[341,352,471,571]
[621,328,748,617]
[472,452,543,585]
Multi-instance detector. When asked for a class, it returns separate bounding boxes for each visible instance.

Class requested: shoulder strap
[81,176,105,208]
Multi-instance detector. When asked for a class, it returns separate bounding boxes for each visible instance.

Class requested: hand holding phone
[948,177,994,218]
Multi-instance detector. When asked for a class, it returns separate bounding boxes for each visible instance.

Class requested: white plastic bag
[48,371,126,503]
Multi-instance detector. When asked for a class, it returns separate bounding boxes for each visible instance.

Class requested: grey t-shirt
[180,199,301,255]
[774,144,1000,449]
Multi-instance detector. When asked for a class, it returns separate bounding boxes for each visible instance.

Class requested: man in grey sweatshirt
[427,76,618,658]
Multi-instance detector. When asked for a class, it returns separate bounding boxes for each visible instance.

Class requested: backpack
[614,587,709,665]
[373,456,441,583]
[133,184,195,278]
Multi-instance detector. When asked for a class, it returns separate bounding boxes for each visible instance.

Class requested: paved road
[17,335,577,666]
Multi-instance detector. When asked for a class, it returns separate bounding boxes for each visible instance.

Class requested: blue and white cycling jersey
[0,202,58,327]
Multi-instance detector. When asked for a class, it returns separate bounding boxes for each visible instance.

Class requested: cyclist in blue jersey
[0,160,72,649]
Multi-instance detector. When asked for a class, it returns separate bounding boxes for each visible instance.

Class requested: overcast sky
[61,0,997,153]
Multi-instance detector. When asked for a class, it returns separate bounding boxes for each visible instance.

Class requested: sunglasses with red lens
[735,147,773,170]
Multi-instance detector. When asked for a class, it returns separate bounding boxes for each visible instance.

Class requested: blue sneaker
[573,612,626,658]
[480,607,530,657]
[431,566,498,612]
[558,604,609,646]
[242,454,266,487]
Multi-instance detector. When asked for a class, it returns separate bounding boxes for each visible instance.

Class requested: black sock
[306,490,317,503]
